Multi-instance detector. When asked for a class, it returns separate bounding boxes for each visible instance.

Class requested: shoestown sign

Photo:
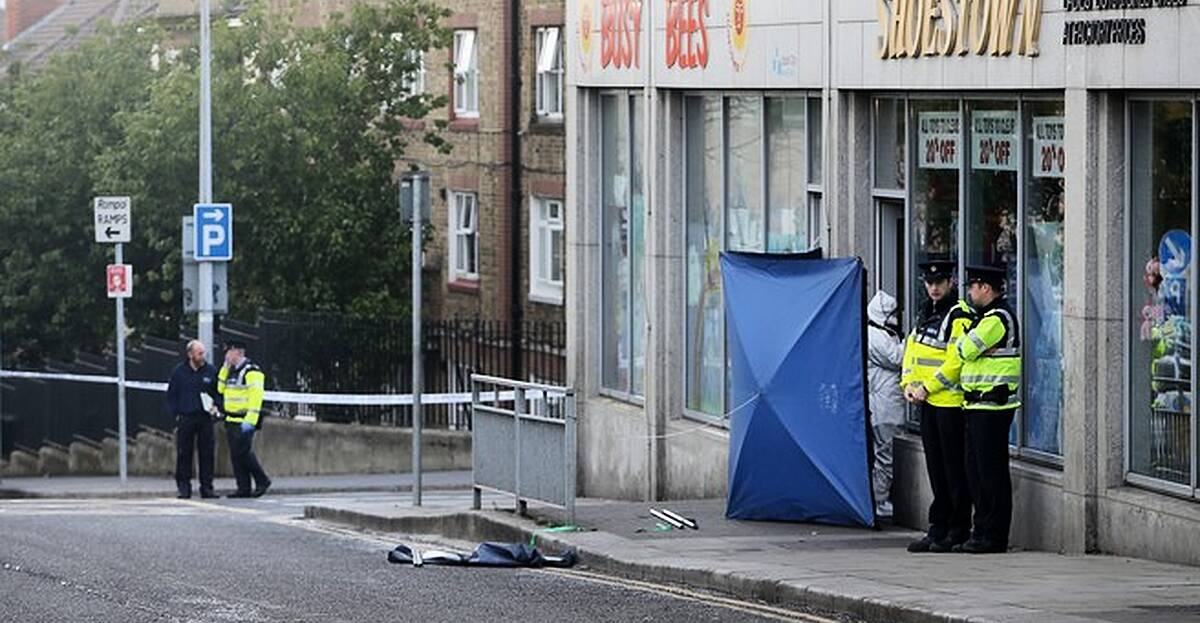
[873,0,1045,58]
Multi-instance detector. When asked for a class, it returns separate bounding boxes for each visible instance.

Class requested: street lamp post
[197,0,215,360]
[401,173,429,507]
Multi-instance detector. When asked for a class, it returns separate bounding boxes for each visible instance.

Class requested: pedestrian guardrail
[470,374,577,526]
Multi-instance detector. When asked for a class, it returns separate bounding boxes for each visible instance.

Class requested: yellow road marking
[537,567,841,623]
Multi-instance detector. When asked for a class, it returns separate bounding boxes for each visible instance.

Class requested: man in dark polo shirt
[166,340,221,499]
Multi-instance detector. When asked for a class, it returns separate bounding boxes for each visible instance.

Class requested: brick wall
[6,0,63,42]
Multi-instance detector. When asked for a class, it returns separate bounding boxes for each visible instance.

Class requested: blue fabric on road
[721,253,875,528]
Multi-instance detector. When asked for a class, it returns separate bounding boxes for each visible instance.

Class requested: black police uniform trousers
[175,412,215,496]
[226,424,270,494]
[918,403,972,542]
[965,409,1016,548]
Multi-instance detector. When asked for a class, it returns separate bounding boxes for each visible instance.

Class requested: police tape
[0,369,565,406]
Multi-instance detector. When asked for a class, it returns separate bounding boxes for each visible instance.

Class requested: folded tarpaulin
[720,252,875,528]
[387,542,577,568]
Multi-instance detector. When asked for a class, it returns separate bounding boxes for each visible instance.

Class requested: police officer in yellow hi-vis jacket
[949,265,1021,554]
[218,340,271,498]
[903,260,976,553]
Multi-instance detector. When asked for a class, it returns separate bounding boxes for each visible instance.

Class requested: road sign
[107,264,132,298]
[94,197,132,243]
[193,203,232,261]
[182,217,228,313]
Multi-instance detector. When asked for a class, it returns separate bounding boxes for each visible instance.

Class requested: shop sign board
[874,0,1044,60]
[917,111,960,170]
[1033,116,1065,179]
[971,110,1018,172]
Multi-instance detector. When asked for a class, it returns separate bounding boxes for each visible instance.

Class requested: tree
[0,1,452,365]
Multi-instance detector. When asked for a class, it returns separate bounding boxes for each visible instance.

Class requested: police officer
[218,340,272,498]
[903,260,975,553]
[951,265,1021,554]
[165,340,221,499]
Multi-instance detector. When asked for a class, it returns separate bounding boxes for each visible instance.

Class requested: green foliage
[0,1,452,365]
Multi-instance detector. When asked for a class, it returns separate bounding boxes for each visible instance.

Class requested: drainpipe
[509,0,524,380]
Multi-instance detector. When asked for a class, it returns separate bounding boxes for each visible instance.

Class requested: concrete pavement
[305,495,1200,623]
[0,470,473,499]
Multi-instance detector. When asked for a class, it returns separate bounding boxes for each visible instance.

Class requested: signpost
[193,202,231,368]
[181,217,228,314]
[94,196,132,483]
[401,172,430,507]
[198,0,216,361]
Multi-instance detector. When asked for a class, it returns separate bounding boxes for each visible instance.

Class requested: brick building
[284,0,567,330]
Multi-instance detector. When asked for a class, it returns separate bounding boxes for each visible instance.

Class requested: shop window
[727,97,764,252]
[685,94,822,420]
[874,98,905,191]
[453,30,478,117]
[1129,100,1195,488]
[910,100,962,312]
[686,96,726,416]
[767,98,807,252]
[535,27,564,119]
[601,93,646,398]
[448,191,479,281]
[530,197,565,305]
[1023,101,1065,456]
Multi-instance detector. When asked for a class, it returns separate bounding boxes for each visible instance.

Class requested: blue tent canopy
[721,253,875,528]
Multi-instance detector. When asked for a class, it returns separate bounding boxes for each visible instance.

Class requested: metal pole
[412,177,423,507]
[197,0,214,362]
[116,243,128,483]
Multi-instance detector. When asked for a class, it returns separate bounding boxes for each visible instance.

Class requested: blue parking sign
[193,204,233,262]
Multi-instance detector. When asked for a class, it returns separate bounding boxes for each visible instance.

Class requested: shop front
[567,0,1200,564]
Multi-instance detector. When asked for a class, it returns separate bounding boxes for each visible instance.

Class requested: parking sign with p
[193,203,233,262]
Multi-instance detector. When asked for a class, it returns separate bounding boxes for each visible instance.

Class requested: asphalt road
[0,497,840,623]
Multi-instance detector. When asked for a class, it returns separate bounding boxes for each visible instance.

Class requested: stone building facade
[565,0,1200,567]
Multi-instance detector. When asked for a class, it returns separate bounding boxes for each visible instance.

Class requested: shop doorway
[876,198,906,317]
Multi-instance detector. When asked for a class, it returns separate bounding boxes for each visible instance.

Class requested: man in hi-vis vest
[948,264,1021,554]
[903,260,975,553]
[218,340,272,498]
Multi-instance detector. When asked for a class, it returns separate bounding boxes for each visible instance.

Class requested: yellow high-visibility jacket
[218,360,266,428]
[902,299,975,408]
[956,300,1022,412]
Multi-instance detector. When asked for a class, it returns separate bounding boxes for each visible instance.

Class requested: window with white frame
[453,30,478,117]
[530,197,565,303]
[535,27,563,119]
[405,51,425,97]
[449,191,479,281]
[393,32,424,98]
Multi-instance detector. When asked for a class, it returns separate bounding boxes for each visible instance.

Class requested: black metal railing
[0,312,566,459]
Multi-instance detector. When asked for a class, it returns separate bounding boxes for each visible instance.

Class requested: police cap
[224,339,248,351]
[917,260,956,283]
[965,264,1007,290]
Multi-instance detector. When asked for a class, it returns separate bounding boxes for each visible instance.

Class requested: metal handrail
[470,374,577,526]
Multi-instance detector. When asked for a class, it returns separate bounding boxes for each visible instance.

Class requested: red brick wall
[6,0,63,42]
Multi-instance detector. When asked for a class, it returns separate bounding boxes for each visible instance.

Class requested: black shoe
[929,535,968,553]
[176,493,192,499]
[907,535,937,553]
[952,539,1006,554]
[199,491,219,499]
[227,491,254,499]
[251,481,271,498]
